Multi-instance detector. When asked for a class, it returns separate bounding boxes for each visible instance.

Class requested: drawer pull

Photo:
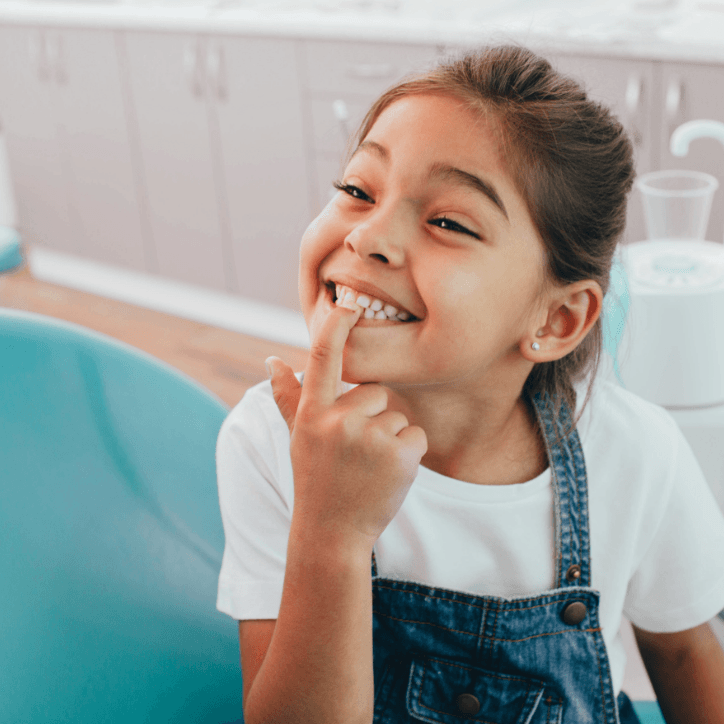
[332,99,350,142]
[665,77,683,119]
[184,41,204,98]
[345,63,394,79]
[625,74,644,147]
[207,44,227,101]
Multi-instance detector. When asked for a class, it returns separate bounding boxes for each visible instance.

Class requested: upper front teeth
[335,284,412,321]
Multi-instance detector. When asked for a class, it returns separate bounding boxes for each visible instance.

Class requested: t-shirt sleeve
[215,381,294,621]
[623,415,724,633]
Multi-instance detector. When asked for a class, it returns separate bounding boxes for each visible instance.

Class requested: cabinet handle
[183,41,204,98]
[625,74,644,147]
[332,99,350,142]
[206,44,227,101]
[47,34,66,85]
[625,74,642,115]
[28,31,49,82]
[345,63,394,80]
[665,77,683,119]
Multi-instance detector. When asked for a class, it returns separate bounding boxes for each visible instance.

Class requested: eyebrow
[350,140,509,221]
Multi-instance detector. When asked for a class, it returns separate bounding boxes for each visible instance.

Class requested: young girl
[216,45,724,724]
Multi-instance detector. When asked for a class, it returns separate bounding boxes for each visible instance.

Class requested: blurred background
[2,0,724,708]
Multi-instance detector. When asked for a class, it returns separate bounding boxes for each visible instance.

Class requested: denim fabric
[370,390,640,724]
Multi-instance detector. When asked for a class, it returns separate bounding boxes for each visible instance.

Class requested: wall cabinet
[213,36,310,313]
[0,26,74,255]
[122,32,310,310]
[121,31,229,291]
[0,26,148,271]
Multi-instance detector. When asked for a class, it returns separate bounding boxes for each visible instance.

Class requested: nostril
[370,254,388,263]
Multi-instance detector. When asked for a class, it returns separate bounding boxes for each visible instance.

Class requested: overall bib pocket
[406,656,563,724]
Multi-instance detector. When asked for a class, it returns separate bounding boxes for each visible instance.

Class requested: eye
[430,216,481,240]
[333,181,373,203]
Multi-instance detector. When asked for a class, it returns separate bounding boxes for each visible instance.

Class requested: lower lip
[354,316,411,328]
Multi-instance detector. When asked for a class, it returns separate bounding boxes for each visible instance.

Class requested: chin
[341,356,402,387]
[341,356,378,385]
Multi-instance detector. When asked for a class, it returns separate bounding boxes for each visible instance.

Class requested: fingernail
[265,357,275,378]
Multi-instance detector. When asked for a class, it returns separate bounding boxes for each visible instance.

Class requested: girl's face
[298,93,549,389]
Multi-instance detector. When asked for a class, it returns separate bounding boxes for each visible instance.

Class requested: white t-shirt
[215,372,724,697]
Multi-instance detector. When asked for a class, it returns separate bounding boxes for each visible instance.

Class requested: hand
[266,304,428,550]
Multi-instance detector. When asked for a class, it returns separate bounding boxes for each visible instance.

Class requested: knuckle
[392,411,409,428]
[337,409,359,439]
[309,340,333,365]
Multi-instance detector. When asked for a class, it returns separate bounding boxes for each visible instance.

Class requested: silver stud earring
[531,342,540,351]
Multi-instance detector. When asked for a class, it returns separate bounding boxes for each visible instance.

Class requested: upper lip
[324,275,420,319]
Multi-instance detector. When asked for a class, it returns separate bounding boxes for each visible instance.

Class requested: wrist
[288,514,376,566]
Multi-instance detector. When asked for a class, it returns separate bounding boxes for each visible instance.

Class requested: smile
[327,282,419,323]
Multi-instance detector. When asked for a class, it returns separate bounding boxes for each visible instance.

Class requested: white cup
[636,169,719,240]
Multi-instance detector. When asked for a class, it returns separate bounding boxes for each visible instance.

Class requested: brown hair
[343,44,635,444]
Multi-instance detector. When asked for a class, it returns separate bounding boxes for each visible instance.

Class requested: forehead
[360,93,508,175]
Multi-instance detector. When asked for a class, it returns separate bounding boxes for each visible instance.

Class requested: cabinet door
[211,36,310,313]
[658,61,724,243]
[546,53,657,245]
[52,28,147,271]
[122,31,228,291]
[0,26,78,254]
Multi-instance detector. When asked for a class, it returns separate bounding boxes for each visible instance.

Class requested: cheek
[298,211,346,314]
[431,267,485,322]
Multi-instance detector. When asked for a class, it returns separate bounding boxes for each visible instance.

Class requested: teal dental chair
[0,305,243,724]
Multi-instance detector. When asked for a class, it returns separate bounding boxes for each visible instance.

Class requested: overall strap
[530,389,592,589]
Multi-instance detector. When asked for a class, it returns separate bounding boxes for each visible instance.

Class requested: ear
[523,280,603,362]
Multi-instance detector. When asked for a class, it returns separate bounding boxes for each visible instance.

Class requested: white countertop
[0,0,723,64]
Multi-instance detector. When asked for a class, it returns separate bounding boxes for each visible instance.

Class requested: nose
[343,203,408,267]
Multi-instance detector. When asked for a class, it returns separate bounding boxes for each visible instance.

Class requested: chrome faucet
[670,119,724,157]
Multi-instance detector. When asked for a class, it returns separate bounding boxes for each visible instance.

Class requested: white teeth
[332,282,414,321]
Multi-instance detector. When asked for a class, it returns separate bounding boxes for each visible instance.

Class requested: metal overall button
[565,564,581,582]
[455,693,481,715]
[562,601,588,625]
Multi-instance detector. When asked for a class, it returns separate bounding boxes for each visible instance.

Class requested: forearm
[637,622,724,724]
[244,520,375,724]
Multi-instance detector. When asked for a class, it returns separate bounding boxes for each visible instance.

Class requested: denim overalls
[224,389,642,724]
[370,389,641,724]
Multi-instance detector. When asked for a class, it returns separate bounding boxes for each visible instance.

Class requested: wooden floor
[0,256,309,410]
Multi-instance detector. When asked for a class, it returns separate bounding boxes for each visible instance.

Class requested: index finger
[302,303,362,408]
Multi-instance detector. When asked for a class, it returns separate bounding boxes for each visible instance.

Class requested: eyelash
[332,181,481,240]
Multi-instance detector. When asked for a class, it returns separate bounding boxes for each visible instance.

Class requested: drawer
[309,95,375,157]
[303,39,440,96]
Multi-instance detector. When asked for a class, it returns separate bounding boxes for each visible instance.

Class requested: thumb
[266,356,302,433]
